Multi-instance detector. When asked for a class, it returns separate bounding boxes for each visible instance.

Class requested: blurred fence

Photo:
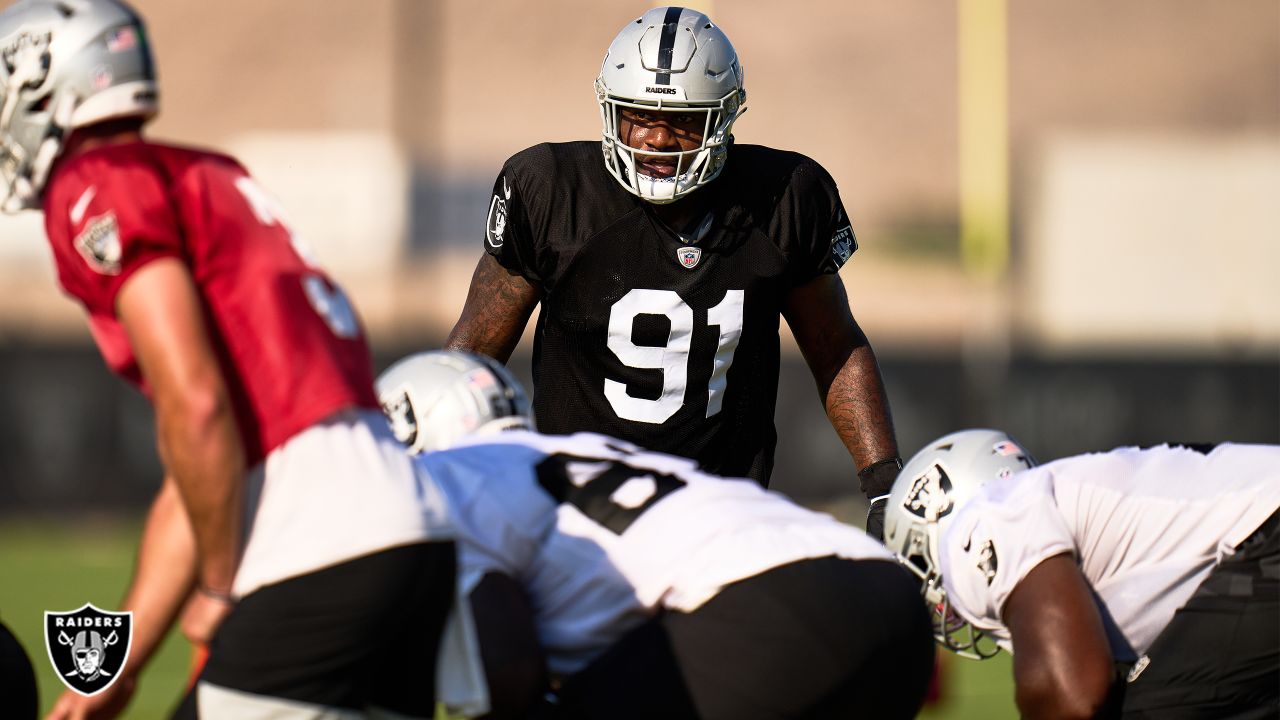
[1,342,1273,516]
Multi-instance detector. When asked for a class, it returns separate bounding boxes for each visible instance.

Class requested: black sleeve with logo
[482,146,546,286]
[760,150,859,285]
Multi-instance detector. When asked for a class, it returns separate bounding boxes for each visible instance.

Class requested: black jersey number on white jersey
[536,452,688,535]
[605,288,744,424]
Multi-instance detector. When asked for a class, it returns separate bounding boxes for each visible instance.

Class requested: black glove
[859,457,903,542]
[865,496,888,542]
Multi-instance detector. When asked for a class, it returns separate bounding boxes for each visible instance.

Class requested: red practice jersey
[42,141,379,463]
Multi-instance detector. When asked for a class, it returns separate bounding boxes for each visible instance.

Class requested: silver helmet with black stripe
[596,6,746,204]
[0,0,158,212]
[376,350,534,455]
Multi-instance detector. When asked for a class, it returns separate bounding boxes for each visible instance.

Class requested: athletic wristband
[857,457,903,498]
[196,585,236,604]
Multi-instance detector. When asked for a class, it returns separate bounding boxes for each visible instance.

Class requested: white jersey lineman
[416,429,891,675]
[941,442,1280,658]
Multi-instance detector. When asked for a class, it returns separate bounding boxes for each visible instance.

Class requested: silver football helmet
[883,429,1035,660]
[375,350,534,455]
[0,0,157,212]
[596,6,746,204]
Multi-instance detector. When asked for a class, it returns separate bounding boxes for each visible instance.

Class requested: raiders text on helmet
[883,429,1035,660]
[375,350,534,455]
[0,0,157,212]
[596,6,747,204]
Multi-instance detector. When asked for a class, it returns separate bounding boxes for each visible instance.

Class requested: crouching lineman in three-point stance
[0,1,455,717]
[884,429,1280,719]
[377,351,935,720]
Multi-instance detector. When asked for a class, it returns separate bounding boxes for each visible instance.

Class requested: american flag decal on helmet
[992,441,1023,457]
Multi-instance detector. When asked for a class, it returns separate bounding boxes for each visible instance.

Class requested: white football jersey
[414,431,891,674]
[941,443,1280,657]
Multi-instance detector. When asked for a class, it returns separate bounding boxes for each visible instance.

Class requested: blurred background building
[1,0,1276,513]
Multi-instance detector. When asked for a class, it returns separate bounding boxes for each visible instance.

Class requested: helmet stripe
[653,6,684,85]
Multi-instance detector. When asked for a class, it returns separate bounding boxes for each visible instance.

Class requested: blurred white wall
[1023,133,1280,356]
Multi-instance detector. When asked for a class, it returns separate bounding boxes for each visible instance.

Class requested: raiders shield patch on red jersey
[73,213,122,275]
[677,246,702,269]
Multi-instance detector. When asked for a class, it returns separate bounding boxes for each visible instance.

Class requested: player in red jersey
[0,1,455,718]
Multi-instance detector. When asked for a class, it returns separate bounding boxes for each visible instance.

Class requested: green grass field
[0,516,1017,719]
[0,516,192,718]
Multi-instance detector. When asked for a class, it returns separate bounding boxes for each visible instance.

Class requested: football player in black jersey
[446,6,903,536]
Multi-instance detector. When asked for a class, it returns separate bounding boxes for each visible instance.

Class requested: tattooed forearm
[824,343,898,471]
[445,254,543,363]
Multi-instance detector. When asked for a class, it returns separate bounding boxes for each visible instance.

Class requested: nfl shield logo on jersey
[44,604,133,696]
[677,246,702,269]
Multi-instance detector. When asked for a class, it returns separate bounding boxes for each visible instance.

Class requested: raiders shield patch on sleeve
[485,176,513,249]
[831,225,856,265]
[73,213,122,275]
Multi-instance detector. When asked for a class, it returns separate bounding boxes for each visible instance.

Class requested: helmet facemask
[885,429,1035,662]
[898,521,1000,660]
[0,28,58,211]
[597,78,745,204]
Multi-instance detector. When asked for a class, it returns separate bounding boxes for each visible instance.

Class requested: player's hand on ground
[180,589,234,646]
[45,675,137,720]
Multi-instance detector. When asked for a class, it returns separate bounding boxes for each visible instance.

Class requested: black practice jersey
[482,141,857,484]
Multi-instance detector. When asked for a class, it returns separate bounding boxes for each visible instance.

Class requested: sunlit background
[0,1,1276,716]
